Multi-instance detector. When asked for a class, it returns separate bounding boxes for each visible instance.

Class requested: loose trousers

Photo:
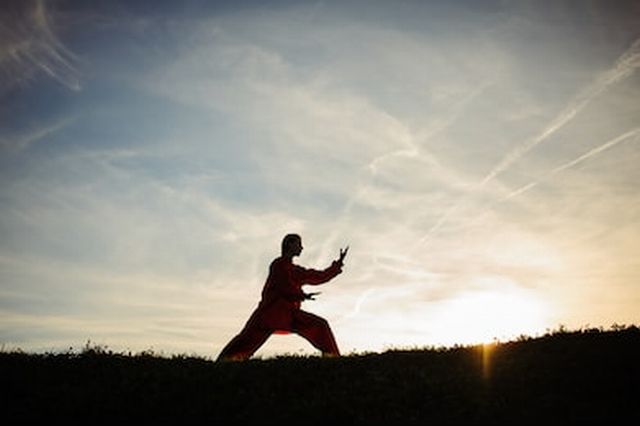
[217,308,339,361]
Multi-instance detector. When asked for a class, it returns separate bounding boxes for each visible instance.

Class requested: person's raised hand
[338,246,349,266]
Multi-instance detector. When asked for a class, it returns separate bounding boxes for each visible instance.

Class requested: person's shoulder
[270,256,290,268]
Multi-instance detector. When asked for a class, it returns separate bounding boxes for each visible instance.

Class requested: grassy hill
[2,326,639,424]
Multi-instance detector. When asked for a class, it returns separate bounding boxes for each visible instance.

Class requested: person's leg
[217,321,272,361]
[292,310,340,356]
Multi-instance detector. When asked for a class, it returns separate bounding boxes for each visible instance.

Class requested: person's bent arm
[295,260,343,286]
[293,247,349,286]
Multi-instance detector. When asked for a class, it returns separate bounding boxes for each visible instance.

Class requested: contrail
[336,287,377,323]
[482,37,640,186]
[368,83,491,177]
[503,127,640,200]
[549,128,640,175]
[0,116,76,151]
[417,202,460,246]
[325,85,491,254]
[418,37,640,245]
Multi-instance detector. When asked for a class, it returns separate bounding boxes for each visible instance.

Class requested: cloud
[482,37,640,185]
[0,0,81,93]
[46,8,518,353]
[0,116,75,152]
[417,36,640,245]
[504,127,640,200]
[2,1,640,355]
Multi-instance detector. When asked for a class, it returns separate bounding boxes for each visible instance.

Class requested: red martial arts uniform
[217,256,342,361]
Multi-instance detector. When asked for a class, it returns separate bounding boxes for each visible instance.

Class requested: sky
[1,0,639,358]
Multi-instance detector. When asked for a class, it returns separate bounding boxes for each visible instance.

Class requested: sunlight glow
[430,283,551,346]
[336,276,554,354]
[480,342,495,380]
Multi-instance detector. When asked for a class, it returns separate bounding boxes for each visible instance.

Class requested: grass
[2,325,639,424]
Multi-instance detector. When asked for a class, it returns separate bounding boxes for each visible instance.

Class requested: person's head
[281,233,303,257]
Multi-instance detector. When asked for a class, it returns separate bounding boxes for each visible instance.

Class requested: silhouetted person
[217,234,348,361]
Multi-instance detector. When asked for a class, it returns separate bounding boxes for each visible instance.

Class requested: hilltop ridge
[2,326,639,424]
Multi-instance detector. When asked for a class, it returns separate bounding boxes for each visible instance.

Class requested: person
[217,234,348,361]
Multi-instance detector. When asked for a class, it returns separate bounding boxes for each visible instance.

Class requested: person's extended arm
[295,246,349,286]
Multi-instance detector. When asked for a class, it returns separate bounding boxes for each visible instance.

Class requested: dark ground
[2,327,639,424]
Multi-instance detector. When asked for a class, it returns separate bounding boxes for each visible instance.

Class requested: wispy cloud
[504,128,640,200]
[0,116,75,152]
[0,0,81,93]
[418,36,640,246]
[2,1,639,356]
[482,37,640,185]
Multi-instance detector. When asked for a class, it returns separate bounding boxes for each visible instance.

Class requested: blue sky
[1,0,639,357]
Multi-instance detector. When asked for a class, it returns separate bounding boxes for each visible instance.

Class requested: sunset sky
[1,0,639,358]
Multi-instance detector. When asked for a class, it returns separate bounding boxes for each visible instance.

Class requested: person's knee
[295,314,334,338]
[312,318,332,334]
[317,317,329,328]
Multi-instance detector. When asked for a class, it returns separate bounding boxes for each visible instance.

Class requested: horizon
[1,0,639,358]
[5,323,637,358]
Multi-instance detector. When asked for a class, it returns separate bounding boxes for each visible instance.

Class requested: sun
[429,282,551,346]
[336,276,553,353]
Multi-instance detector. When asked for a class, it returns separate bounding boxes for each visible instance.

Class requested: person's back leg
[217,324,271,361]
[292,310,340,356]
